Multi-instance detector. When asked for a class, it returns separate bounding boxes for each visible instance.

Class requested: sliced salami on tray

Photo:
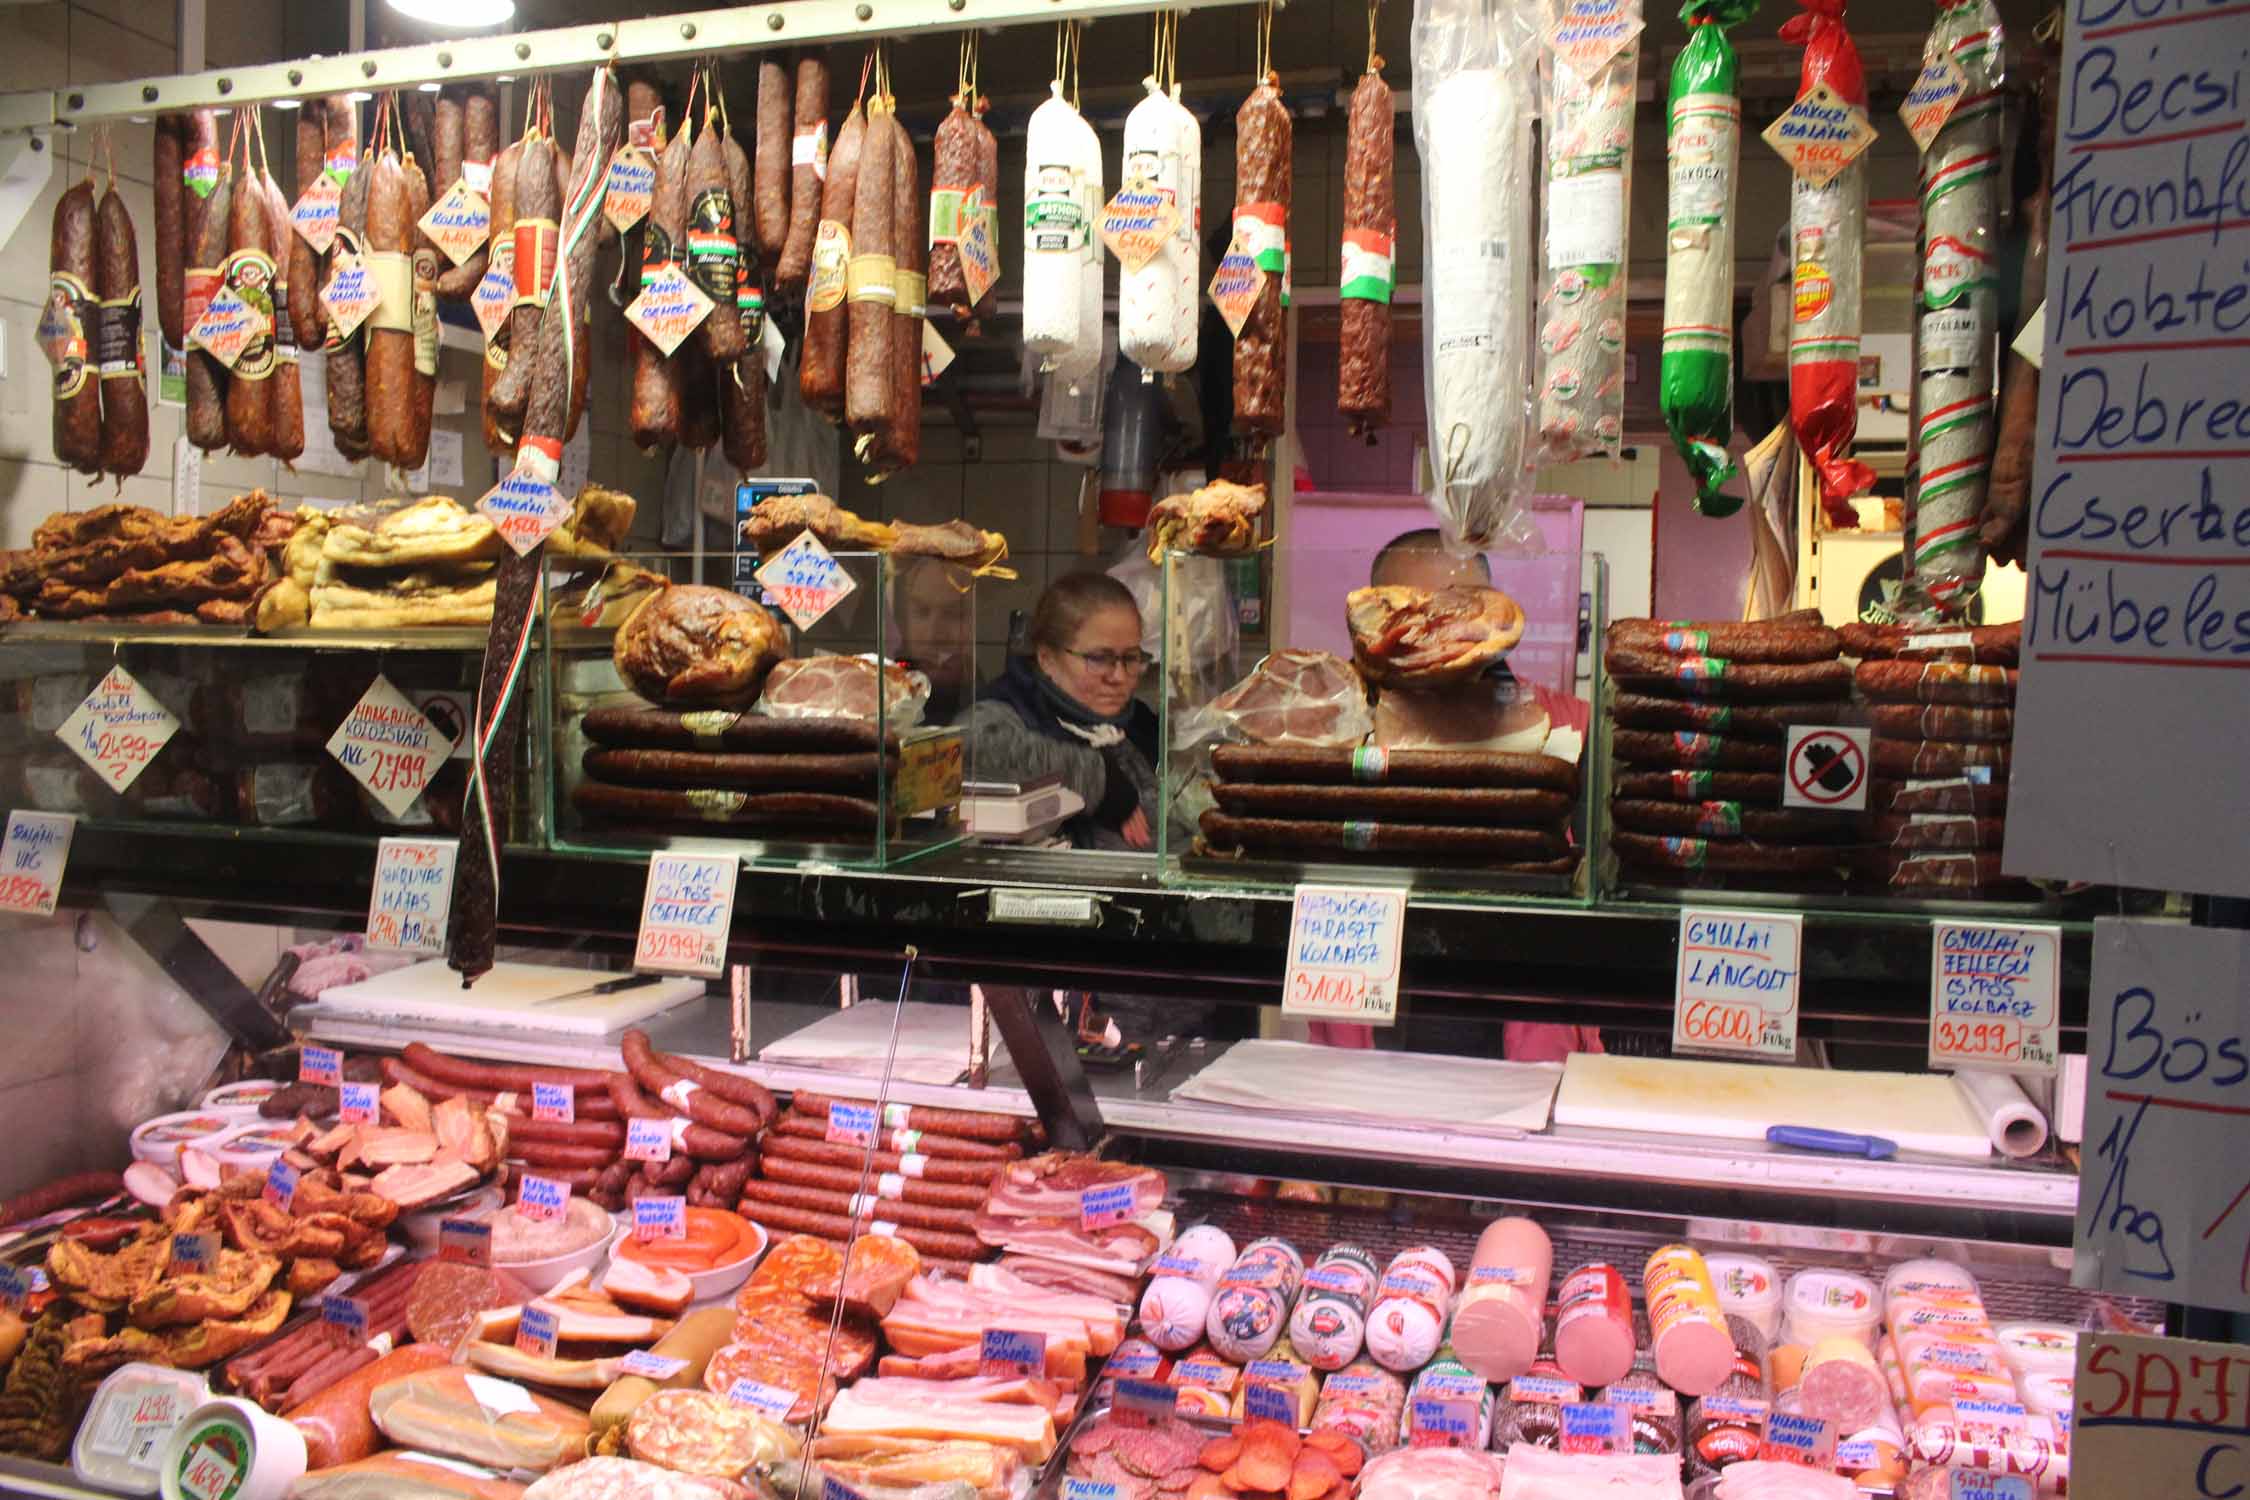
[1199,810,1571,863]
[1210,782,1574,827]
[1209,744,1578,793]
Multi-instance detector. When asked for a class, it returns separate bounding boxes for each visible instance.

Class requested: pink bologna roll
[1450,1216,1552,1382]
[1644,1244,1738,1396]
[1139,1224,1236,1352]
[1553,1262,1637,1387]
[1206,1237,1305,1363]
[1288,1244,1379,1370]
[1365,1246,1457,1373]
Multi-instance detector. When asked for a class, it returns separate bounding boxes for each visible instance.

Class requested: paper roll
[1951,1070,2048,1158]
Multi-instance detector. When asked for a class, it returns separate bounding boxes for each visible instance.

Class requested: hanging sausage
[1230,11,1291,442]
[1338,4,1393,439]
[1023,26,1098,373]
[1118,14,1199,381]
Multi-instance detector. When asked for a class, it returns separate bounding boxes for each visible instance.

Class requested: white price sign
[1280,884,1407,1026]
[57,666,179,792]
[0,811,74,917]
[1674,909,1802,1060]
[327,676,452,819]
[634,851,738,978]
[367,837,458,955]
[1929,921,2062,1075]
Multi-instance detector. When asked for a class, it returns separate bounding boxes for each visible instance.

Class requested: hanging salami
[1659,0,1755,514]
[929,34,997,330]
[1982,16,2057,571]
[1230,40,1290,441]
[1782,0,1876,526]
[1338,22,1393,439]
[1535,0,1639,463]
[1023,31,1095,369]
[1118,16,1199,380]
[1906,0,2007,613]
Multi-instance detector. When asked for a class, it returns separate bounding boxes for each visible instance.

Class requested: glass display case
[540,552,974,871]
[1156,546,1604,906]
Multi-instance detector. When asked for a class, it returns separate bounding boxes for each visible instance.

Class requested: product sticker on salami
[826,1101,877,1147]
[1761,82,1877,187]
[1208,235,1265,338]
[1673,908,1802,1060]
[291,172,343,254]
[754,531,858,630]
[439,1217,492,1266]
[185,283,257,369]
[956,192,1000,306]
[0,810,74,919]
[604,145,656,232]
[634,850,738,978]
[625,259,716,356]
[531,1081,573,1124]
[1757,1411,1836,1467]
[167,1230,219,1278]
[726,1378,799,1420]
[1558,1401,1633,1455]
[619,1350,690,1379]
[368,836,458,956]
[632,1195,687,1241]
[419,180,493,268]
[979,1328,1047,1377]
[1900,53,1969,153]
[338,1082,379,1124]
[1099,182,1180,272]
[516,1303,560,1359]
[471,259,515,342]
[1078,1181,1138,1230]
[1930,921,2061,1075]
[56,666,180,794]
[516,1173,572,1224]
[1281,884,1406,1026]
[625,1116,674,1164]
[1545,0,1644,78]
[299,1044,343,1086]
[327,676,451,818]
[320,250,380,341]
[476,454,574,557]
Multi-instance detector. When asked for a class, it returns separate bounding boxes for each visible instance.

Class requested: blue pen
[1766,1125,1898,1159]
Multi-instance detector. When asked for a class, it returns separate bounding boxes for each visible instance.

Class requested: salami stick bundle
[1782,0,1876,526]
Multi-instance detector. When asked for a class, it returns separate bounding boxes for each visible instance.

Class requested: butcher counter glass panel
[540,551,973,870]
[1156,545,1601,906]
[0,624,508,843]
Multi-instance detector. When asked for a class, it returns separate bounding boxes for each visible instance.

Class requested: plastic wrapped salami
[1412,0,1540,552]
[1905,0,2005,614]
[1022,40,1097,368]
[1782,0,1876,525]
[1660,0,1758,514]
[1684,1314,1771,1481]
[1536,0,1640,463]
[1118,20,1199,379]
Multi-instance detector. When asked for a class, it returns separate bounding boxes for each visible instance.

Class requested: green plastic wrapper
[1659,0,1758,515]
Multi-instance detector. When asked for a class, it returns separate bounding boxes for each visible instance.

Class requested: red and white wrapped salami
[1413,0,1541,550]
[1906,0,2006,613]
[1536,0,1641,463]
[1782,0,1877,525]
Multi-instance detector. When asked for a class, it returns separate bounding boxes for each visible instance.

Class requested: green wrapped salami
[1659,0,1758,515]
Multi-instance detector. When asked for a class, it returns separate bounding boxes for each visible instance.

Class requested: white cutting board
[1554,1053,1992,1160]
[313,960,703,1037]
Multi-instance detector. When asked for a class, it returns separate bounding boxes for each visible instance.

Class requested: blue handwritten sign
[1243,1383,1298,1424]
[338,1082,379,1123]
[634,851,738,978]
[1558,1401,1631,1455]
[438,1217,491,1266]
[321,1293,369,1341]
[620,1350,688,1379]
[633,1195,686,1241]
[625,1117,674,1164]
[0,1265,33,1310]
[264,1159,300,1211]
[1062,1482,1121,1500]
[823,1476,867,1500]
[299,1045,343,1086]
[826,1101,877,1147]
[1758,1411,1836,1467]
[753,530,858,630]
[1282,884,1407,1025]
[168,1231,220,1276]
[1674,908,1802,1059]
[1931,922,2062,1074]
[516,1174,570,1223]
[1111,1378,1176,1424]
[532,1082,573,1124]
[1106,1343,1162,1380]
[726,1378,798,1418]
[1078,1181,1137,1230]
[516,1303,559,1358]
[1948,1471,2032,1500]
[475,465,571,556]
[1407,1398,1473,1447]
[979,1328,1047,1377]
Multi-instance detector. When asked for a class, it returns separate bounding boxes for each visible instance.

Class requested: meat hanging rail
[0,0,1277,133]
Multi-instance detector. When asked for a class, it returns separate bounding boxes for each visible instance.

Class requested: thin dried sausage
[686,116,746,360]
[154,115,188,350]
[1602,649,1854,701]
[326,139,371,459]
[362,152,416,467]
[94,185,149,479]
[1836,620,2019,665]
[753,58,790,258]
[260,170,305,464]
[1610,693,1867,739]
[844,101,896,434]
[376,1054,622,1120]
[527,73,620,464]
[434,85,497,300]
[400,1041,615,1094]
[185,163,233,451]
[758,1133,1005,1185]
[602,1073,752,1159]
[777,56,829,286]
[1232,77,1291,438]
[1338,65,1393,436]
[1610,800,1862,842]
[289,103,326,354]
[732,1201,984,1262]
[739,1180,978,1232]
[632,126,687,451]
[759,1156,988,1209]
[800,100,865,416]
[1852,660,2018,705]
[480,139,522,455]
[1612,769,1784,804]
[223,163,276,457]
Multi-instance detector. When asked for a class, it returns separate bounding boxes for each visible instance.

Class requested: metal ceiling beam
[0,0,1268,134]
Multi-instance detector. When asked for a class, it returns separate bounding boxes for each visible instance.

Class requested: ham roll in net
[1411,0,1539,550]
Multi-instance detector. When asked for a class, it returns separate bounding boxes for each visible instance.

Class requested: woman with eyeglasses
[966,571,1161,850]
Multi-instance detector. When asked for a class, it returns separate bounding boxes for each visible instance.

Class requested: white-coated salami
[1023,34,1096,367]
[1117,32,1199,380]
[1051,94,1105,392]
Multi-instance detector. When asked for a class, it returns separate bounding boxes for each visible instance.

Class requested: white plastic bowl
[497,1214,621,1294]
[608,1212,770,1301]
[397,1185,507,1256]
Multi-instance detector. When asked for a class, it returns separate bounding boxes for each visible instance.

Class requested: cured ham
[1205,651,1372,748]
[1345,586,1526,688]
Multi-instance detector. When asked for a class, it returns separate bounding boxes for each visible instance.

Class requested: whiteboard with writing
[2075,1331,2250,1497]
[2077,919,2250,1312]
[1280,885,1407,1026]
[2006,0,2250,897]
[1674,909,1802,1060]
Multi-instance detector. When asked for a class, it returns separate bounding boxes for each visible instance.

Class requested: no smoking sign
[1783,725,1870,811]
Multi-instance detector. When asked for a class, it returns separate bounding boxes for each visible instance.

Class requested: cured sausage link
[760,1156,988,1209]
[94,185,149,479]
[753,59,791,258]
[732,1201,984,1262]
[487,133,554,439]
[184,164,234,452]
[777,55,829,286]
[740,1180,978,1233]
[154,115,189,351]
[789,1092,1023,1142]
[620,1029,764,1137]
[376,1054,623,1121]
[260,170,306,464]
[647,1038,777,1126]
[800,101,866,417]
[1231,79,1291,438]
[326,144,372,458]
[480,140,523,455]
[1338,67,1393,437]
[361,153,415,467]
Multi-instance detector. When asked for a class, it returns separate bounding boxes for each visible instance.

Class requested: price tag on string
[1099,182,1179,272]
[338,1082,379,1124]
[418,180,492,268]
[319,251,378,341]
[299,1045,343,1087]
[57,666,179,794]
[1901,54,1969,153]
[1208,235,1265,338]
[475,456,573,557]
[754,531,857,631]
[634,851,737,978]
[532,1082,574,1124]
[367,836,457,956]
[1930,922,2062,1075]
[625,260,715,356]
[633,1195,686,1241]
[1674,908,1802,1060]
[327,676,451,820]
[1762,82,1878,187]
[187,284,257,368]
[292,173,343,254]
[957,190,999,307]
[604,146,656,232]
[0,811,74,918]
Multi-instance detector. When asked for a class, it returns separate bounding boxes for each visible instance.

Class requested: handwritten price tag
[472,258,515,342]
[625,1116,674,1164]
[753,530,857,631]
[367,836,458,955]
[475,462,572,556]
[178,1441,241,1500]
[57,666,179,794]
[1559,1401,1632,1455]
[264,1159,300,1211]
[604,145,656,232]
[634,851,738,978]
[826,1101,876,1146]
[439,1217,492,1266]
[957,189,999,307]
[626,259,715,356]
[980,1328,1048,1377]
[1079,1181,1137,1230]
[633,1195,687,1241]
[418,180,492,268]
[532,1082,573,1124]
[299,1044,343,1086]
[328,676,450,819]
[1762,82,1878,187]
[1281,884,1407,1026]
[1674,908,1802,1060]
[1243,1383,1298,1424]
[0,1266,31,1312]
[726,1378,799,1419]
[1099,183,1180,272]
[338,1082,379,1123]
[1901,53,1969,154]
[167,1230,220,1277]
[321,1292,369,1342]
[292,172,343,254]
[1208,237,1265,339]
[1544,0,1644,78]
[0,811,74,918]
[320,250,379,341]
[620,1350,689,1379]
[187,284,256,368]
[1930,922,2061,1075]
[1758,1411,1837,1467]
[516,1174,571,1223]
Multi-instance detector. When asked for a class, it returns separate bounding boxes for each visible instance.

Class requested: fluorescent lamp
[384,0,514,25]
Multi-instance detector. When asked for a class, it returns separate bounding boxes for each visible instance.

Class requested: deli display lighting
[384,0,515,24]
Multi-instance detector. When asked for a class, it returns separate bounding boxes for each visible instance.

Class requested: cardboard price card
[338,1082,379,1124]
[1281,885,1407,1026]
[292,173,343,254]
[0,810,74,918]
[418,180,493,268]
[1930,921,2062,1075]
[187,284,258,368]
[532,1082,574,1124]
[604,146,656,232]
[471,260,515,342]
[319,251,379,341]
[56,667,180,794]
[1674,909,1802,1059]
[367,836,458,956]
[1762,83,1878,186]
[634,851,738,978]
[476,462,573,556]
[626,260,716,356]
[327,676,451,819]
[1545,0,1645,79]
[957,190,1000,307]
[1099,183,1181,272]
[754,531,858,630]
[633,1195,687,1241]
[516,1174,572,1223]
[1209,238,1266,338]
[1901,54,1969,153]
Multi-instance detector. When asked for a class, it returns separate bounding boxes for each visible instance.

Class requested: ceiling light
[272,98,303,109]
[418,81,443,92]
[384,0,514,26]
